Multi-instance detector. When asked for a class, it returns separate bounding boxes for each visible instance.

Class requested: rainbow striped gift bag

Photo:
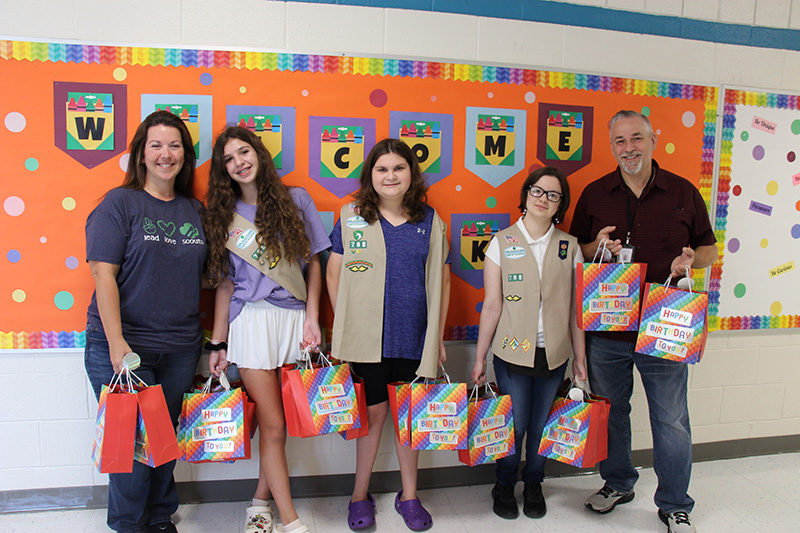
[458,384,515,466]
[179,379,250,463]
[635,282,708,364]
[409,374,468,451]
[576,262,646,331]
[284,355,361,437]
[537,387,610,468]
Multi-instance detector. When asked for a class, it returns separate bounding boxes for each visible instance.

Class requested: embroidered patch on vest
[558,240,569,260]
[235,228,256,249]
[346,215,368,229]
[508,273,523,282]
[505,294,522,301]
[521,338,532,352]
[509,337,520,351]
[345,260,373,272]
[502,336,508,349]
[504,234,519,244]
[504,245,526,259]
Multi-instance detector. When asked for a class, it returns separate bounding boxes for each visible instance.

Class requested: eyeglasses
[528,185,563,203]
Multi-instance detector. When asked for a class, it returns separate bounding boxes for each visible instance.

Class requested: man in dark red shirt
[570,110,717,533]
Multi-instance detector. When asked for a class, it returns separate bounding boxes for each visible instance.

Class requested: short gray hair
[608,110,653,140]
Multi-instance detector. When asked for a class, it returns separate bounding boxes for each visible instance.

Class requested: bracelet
[203,340,228,351]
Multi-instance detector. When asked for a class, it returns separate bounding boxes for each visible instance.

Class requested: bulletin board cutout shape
[451,213,511,290]
[711,89,800,330]
[141,94,213,165]
[389,111,454,186]
[54,81,128,168]
[465,107,527,187]
[536,102,594,176]
[226,105,296,178]
[308,116,376,198]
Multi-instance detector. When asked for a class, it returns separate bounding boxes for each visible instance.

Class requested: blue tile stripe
[292,0,800,52]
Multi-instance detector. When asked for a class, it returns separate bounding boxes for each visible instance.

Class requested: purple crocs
[348,493,376,530]
[394,491,432,531]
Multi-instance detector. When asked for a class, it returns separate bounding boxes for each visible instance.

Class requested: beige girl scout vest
[331,204,448,379]
[226,212,307,301]
[491,223,577,370]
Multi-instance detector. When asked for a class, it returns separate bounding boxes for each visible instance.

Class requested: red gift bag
[282,352,361,438]
[341,371,369,440]
[92,373,138,474]
[388,381,411,446]
[134,383,181,468]
[537,381,610,468]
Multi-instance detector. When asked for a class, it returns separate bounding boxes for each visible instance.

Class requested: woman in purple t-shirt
[84,110,207,533]
[203,126,329,533]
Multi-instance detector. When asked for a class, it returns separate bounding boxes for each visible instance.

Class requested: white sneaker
[277,522,310,533]
[659,509,696,533]
[585,486,635,513]
[245,505,273,533]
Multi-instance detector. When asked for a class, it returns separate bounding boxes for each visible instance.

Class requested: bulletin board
[0,40,715,349]
[710,88,800,330]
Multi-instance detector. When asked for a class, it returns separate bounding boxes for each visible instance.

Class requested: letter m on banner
[54,82,127,169]
[464,107,526,188]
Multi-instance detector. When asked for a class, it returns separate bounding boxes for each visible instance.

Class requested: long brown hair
[353,138,429,224]
[204,126,311,286]
[122,110,197,197]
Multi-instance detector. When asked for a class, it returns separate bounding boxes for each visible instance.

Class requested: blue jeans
[85,326,201,533]
[586,334,694,513]
[493,356,566,486]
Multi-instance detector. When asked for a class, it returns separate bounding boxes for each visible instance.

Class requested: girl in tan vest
[203,127,331,533]
[327,138,450,531]
[472,166,587,521]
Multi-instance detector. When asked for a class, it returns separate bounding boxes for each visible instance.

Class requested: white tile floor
[2,453,799,532]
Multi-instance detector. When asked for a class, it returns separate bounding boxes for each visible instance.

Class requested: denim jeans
[493,356,566,486]
[585,334,694,513]
[85,326,201,533]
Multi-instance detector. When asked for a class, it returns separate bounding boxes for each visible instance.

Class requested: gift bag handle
[663,266,693,294]
[592,239,609,264]
[412,364,452,385]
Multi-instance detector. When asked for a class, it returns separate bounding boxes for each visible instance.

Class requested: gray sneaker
[585,486,635,513]
[658,509,696,532]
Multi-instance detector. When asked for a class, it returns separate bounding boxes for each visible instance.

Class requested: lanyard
[622,168,655,246]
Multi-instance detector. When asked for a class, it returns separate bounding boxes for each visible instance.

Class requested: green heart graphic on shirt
[158,220,176,237]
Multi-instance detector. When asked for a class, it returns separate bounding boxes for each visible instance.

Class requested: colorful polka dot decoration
[710,88,800,332]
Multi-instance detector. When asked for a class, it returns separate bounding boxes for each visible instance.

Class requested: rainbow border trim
[0,40,719,346]
[709,89,800,331]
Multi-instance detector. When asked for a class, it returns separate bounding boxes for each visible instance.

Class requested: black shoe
[147,523,178,533]
[523,482,546,518]
[491,482,519,519]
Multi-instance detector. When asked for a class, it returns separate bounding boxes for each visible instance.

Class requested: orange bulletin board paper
[0,41,716,349]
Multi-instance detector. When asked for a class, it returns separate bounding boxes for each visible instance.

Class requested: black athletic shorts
[351,357,420,406]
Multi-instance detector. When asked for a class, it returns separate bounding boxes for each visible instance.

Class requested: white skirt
[227,300,304,370]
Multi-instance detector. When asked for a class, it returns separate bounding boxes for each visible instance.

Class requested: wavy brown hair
[122,110,197,197]
[204,127,311,286]
[353,138,429,224]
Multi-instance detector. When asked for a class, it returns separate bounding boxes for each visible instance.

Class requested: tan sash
[226,212,307,302]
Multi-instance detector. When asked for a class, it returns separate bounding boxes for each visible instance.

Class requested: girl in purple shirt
[203,126,330,533]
